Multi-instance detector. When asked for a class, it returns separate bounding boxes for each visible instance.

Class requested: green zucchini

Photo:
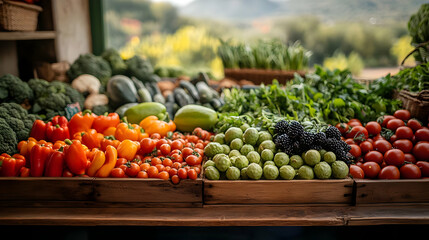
[174,88,191,107]
[166,93,175,103]
[153,93,165,104]
[210,98,222,110]
[196,81,213,103]
[179,80,199,101]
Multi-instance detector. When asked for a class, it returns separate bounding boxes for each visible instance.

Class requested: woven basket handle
[401,41,429,66]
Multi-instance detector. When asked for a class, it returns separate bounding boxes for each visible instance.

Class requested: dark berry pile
[274,120,351,161]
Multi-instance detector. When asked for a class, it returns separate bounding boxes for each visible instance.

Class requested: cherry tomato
[348,119,362,127]
[140,162,150,171]
[378,165,400,179]
[136,171,148,178]
[373,140,392,154]
[182,147,194,159]
[393,109,411,121]
[389,134,398,144]
[125,162,140,177]
[118,164,127,173]
[171,175,180,184]
[158,171,170,180]
[155,163,165,172]
[193,166,201,175]
[185,154,200,166]
[195,142,205,149]
[151,157,162,166]
[115,157,128,168]
[160,143,171,156]
[349,165,364,179]
[404,153,417,164]
[140,138,156,154]
[378,115,396,128]
[412,142,429,161]
[392,139,413,153]
[171,140,184,150]
[188,169,198,180]
[335,123,350,135]
[110,168,125,178]
[150,133,161,139]
[162,158,173,167]
[170,153,183,163]
[172,162,182,169]
[365,121,381,136]
[372,134,385,141]
[178,168,188,179]
[416,161,429,177]
[386,119,405,131]
[349,144,361,158]
[415,128,429,142]
[147,166,159,178]
[187,135,199,143]
[364,151,384,164]
[407,119,422,132]
[345,138,356,145]
[168,167,178,177]
[395,126,413,140]
[156,139,168,149]
[362,162,381,179]
[384,149,405,166]
[400,164,421,179]
[366,138,374,145]
[359,141,373,154]
[346,126,368,141]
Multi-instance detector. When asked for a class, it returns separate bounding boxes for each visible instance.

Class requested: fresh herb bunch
[408,3,429,63]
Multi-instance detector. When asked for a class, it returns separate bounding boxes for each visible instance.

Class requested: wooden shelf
[0,205,428,226]
[0,31,56,41]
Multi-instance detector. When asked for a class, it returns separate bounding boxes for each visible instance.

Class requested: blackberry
[291,141,302,155]
[311,144,323,151]
[313,132,327,146]
[324,138,344,153]
[339,140,351,152]
[275,134,292,152]
[325,126,342,140]
[288,120,304,139]
[274,120,289,135]
[299,131,314,150]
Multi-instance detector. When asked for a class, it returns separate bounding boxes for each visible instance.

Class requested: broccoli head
[125,55,155,83]
[92,104,113,116]
[67,53,112,85]
[102,48,127,75]
[0,118,18,155]
[28,79,84,120]
[0,74,34,105]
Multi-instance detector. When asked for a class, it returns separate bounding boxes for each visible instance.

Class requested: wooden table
[1,204,428,226]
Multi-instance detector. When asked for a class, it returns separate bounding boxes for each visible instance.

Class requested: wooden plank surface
[0,31,56,40]
[355,179,429,205]
[204,179,353,205]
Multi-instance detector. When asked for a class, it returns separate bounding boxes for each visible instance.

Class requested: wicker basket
[396,89,429,123]
[224,68,305,85]
[0,0,42,31]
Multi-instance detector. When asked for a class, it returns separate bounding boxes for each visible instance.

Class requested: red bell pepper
[81,129,102,150]
[30,144,52,177]
[68,110,97,136]
[45,115,70,142]
[29,120,47,141]
[0,154,26,177]
[64,139,88,175]
[44,147,65,177]
[92,112,120,134]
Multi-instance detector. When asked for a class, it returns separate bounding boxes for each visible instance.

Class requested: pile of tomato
[335,109,429,179]
[111,127,212,183]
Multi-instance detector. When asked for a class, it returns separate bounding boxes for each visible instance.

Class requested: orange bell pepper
[18,138,38,161]
[68,110,97,136]
[81,129,102,150]
[117,139,140,161]
[103,126,116,136]
[95,145,117,178]
[92,112,120,134]
[101,135,120,151]
[139,116,176,137]
[64,139,88,175]
[87,149,105,177]
[52,140,67,150]
[115,121,139,141]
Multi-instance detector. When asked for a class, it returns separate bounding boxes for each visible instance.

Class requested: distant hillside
[180,0,427,23]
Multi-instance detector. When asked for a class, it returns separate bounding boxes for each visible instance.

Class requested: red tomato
[378,165,400,179]
[372,134,385,141]
[160,143,171,156]
[400,164,421,179]
[147,166,159,178]
[392,139,413,153]
[389,134,398,144]
[407,119,422,132]
[170,153,183,163]
[349,144,362,158]
[158,171,170,180]
[110,168,125,178]
[171,175,180,184]
[373,140,392,154]
[345,138,356,145]
[335,123,350,135]
[349,165,365,179]
[365,121,381,136]
[393,109,411,121]
[395,126,414,140]
[348,118,362,126]
[181,147,194,159]
[188,169,198,180]
[366,138,374,145]
[379,115,396,128]
[415,128,429,142]
[168,168,178,177]
[171,140,184,150]
[162,158,173,167]
[412,142,429,161]
[416,161,429,177]
[364,151,384,164]
[185,154,200,166]
[125,162,140,177]
[404,153,417,164]
[346,126,368,141]
[359,141,373,154]
[140,138,156,154]
[356,161,363,167]
[136,171,148,178]
[156,139,168,149]
[178,168,188,179]
[386,119,405,131]
[384,149,405,166]
[150,133,161,139]
[362,162,381,179]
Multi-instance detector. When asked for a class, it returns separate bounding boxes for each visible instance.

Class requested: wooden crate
[354,179,429,205]
[0,177,94,207]
[0,177,203,208]
[204,179,354,205]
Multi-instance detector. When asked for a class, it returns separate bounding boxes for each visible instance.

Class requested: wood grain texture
[204,179,354,205]
[0,31,56,40]
[354,179,429,205]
